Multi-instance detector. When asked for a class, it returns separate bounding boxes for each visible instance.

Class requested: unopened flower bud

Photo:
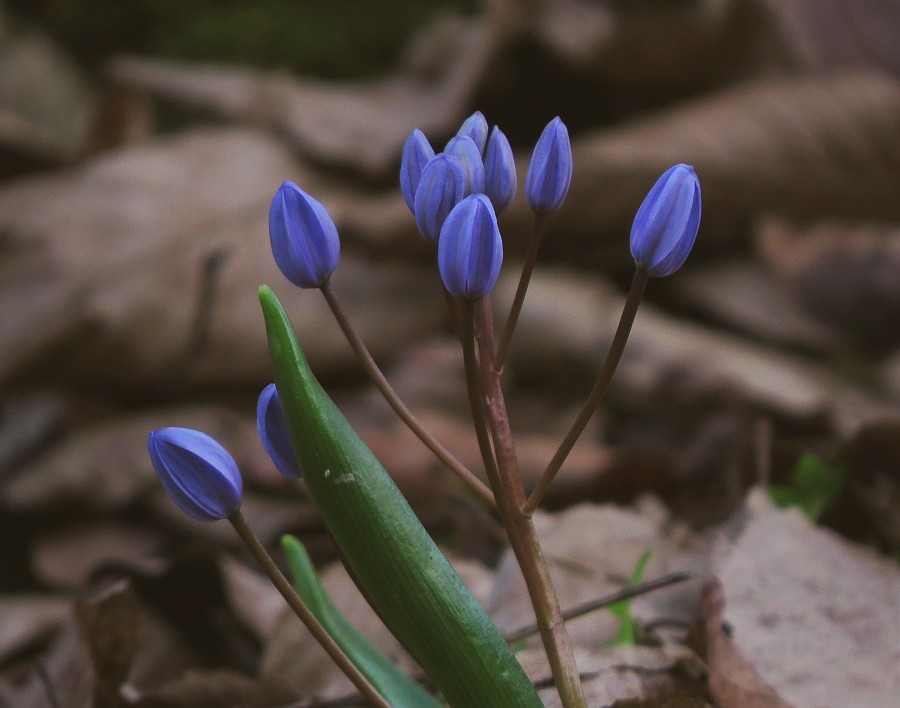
[525,117,572,214]
[400,129,435,213]
[256,383,302,479]
[414,154,466,242]
[483,126,517,213]
[148,427,243,522]
[444,136,485,196]
[269,181,340,289]
[455,111,489,155]
[438,194,503,300]
[630,164,701,277]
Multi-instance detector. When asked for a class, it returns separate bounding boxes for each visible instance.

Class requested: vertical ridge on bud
[400,129,435,214]
[148,428,243,522]
[269,181,341,289]
[483,126,517,213]
[630,164,701,277]
[455,111,489,155]
[525,116,573,215]
[414,154,466,242]
[438,194,503,300]
[445,136,485,196]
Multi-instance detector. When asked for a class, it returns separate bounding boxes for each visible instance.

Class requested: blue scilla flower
[257,383,302,479]
[438,194,503,300]
[414,153,466,242]
[148,427,243,522]
[630,164,701,277]
[400,129,435,213]
[455,111,489,155]
[445,136,485,196]
[269,181,340,289]
[483,126,516,213]
[525,117,572,215]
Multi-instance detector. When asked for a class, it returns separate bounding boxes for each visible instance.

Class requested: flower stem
[493,213,545,374]
[466,298,586,708]
[319,280,495,507]
[228,510,390,708]
[524,268,649,514]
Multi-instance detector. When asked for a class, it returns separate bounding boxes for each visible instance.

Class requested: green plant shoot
[259,286,541,708]
[768,453,845,522]
[605,548,652,647]
[280,534,440,707]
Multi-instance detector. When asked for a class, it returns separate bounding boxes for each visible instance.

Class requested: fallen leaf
[712,490,900,707]
[699,577,794,708]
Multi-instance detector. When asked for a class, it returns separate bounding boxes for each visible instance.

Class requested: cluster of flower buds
[399,111,574,300]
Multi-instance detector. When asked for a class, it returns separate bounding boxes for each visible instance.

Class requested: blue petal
[400,130,435,213]
[148,428,242,522]
[257,384,303,479]
[525,117,572,214]
[269,182,341,289]
[484,126,517,213]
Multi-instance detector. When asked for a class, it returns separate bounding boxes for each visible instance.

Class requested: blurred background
[1,0,899,705]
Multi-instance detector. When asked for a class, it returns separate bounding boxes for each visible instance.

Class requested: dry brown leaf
[73,581,145,708]
[0,620,93,708]
[0,20,96,165]
[518,70,900,266]
[713,490,900,707]
[107,1,523,178]
[833,419,900,554]
[0,127,446,391]
[699,577,794,708]
[757,216,900,351]
[127,669,297,708]
[761,0,900,75]
[0,595,71,665]
[499,267,900,436]
[33,523,164,589]
[2,406,247,512]
[675,260,842,353]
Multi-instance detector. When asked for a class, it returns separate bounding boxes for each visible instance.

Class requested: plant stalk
[228,510,390,708]
[493,213,545,374]
[524,268,649,514]
[466,298,587,708]
[320,280,495,507]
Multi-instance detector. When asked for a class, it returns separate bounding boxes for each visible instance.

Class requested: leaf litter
[2,0,900,705]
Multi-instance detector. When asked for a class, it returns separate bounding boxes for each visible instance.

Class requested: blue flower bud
[414,153,466,242]
[525,116,573,214]
[148,427,243,522]
[444,136,485,196]
[399,129,435,214]
[630,164,701,277]
[483,126,517,213]
[256,383,302,479]
[455,111,489,155]
[269,181,341,289]
[438,194,503,300]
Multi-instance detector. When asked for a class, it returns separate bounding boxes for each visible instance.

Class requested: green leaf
[259,286,540,708]
[280,535,440,707]
[605,548,652,647]
[768,454,845,522]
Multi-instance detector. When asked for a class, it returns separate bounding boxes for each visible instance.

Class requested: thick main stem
[524,269,649,514]
[228,511,390,708]
[320,281,495,507]
[468,299,586,708]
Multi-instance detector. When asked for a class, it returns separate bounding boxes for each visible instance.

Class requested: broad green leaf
[259,286,540,708]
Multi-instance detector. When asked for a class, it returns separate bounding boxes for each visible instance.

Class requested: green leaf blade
[259,286,540,708]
